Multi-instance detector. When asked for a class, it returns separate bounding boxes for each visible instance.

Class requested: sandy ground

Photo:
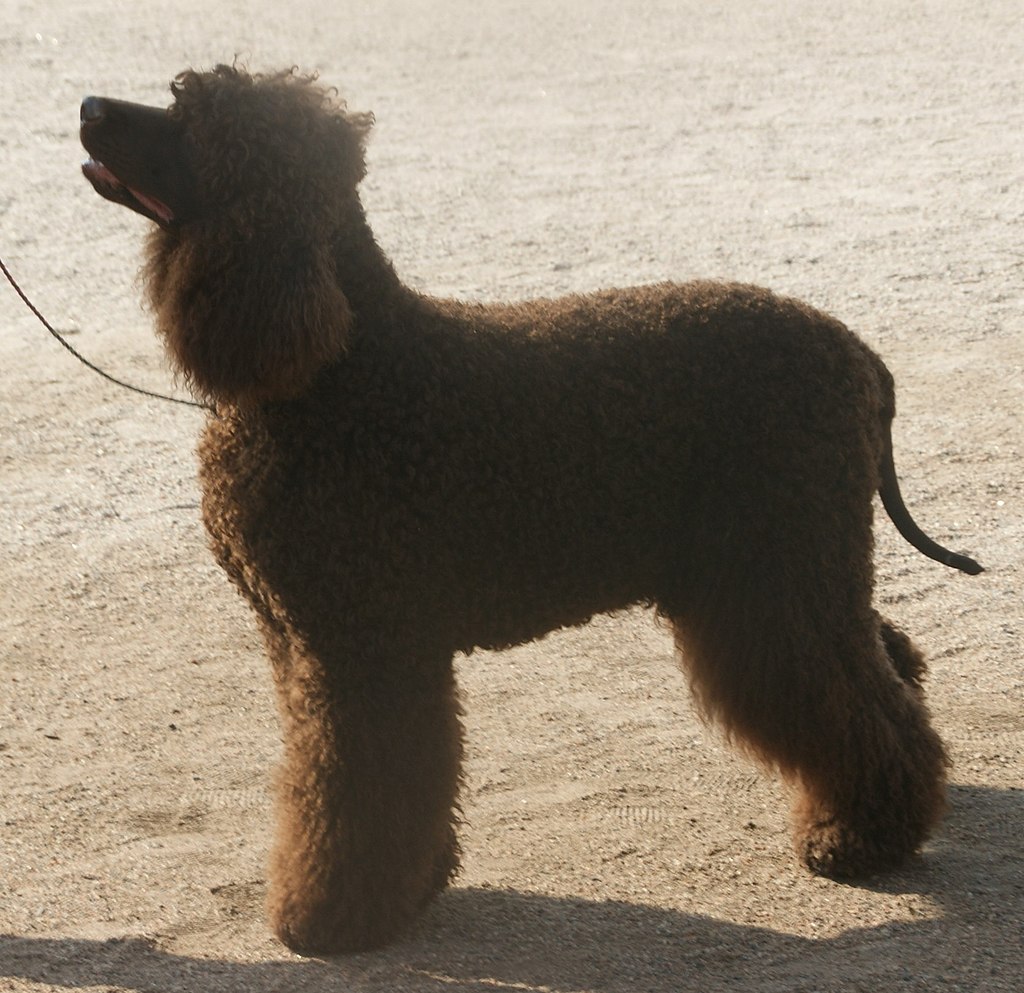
[1,1,1021,990]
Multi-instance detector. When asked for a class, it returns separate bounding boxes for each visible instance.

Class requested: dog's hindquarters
[655,335,948,876]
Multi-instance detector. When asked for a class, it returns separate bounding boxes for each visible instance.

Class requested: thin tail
[879,424,983,575]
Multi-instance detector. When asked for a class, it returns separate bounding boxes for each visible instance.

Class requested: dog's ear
[145,231,351,406]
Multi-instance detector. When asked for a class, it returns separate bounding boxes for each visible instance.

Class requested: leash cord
[1,253,210,412]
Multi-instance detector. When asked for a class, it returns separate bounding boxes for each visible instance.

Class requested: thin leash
[1,253,211,412]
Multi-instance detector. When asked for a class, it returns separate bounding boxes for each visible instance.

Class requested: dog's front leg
[261,623,464,954]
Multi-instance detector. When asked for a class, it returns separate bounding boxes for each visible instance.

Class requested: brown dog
[81,65,981,953]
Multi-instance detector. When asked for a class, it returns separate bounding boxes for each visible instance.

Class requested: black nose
[80,96,106,124]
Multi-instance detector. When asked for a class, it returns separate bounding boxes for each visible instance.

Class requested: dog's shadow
[1,784,1020,993]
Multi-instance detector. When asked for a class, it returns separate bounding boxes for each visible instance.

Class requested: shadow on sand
[2,784,1020,993]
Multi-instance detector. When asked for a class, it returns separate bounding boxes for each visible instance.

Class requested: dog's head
[81,65,372,230]
[80,66,374,406]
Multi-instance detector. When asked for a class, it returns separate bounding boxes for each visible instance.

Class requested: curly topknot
[168,64,374,214]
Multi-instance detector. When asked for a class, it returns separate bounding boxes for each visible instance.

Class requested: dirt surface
[1,2,1021,990]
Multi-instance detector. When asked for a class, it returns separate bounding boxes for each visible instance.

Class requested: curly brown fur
[144,67,375,405]
[79,65,980,954]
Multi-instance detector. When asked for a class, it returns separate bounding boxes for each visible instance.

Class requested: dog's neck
[332,201,417,325]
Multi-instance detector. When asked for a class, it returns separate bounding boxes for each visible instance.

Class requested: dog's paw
[271,897,399,955]
[796,817,916,879]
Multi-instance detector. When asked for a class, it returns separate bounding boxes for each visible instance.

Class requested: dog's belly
[434,489,676,654]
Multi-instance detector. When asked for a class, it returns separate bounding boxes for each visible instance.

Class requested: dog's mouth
[80,95,199,227]
[81,157,176,225]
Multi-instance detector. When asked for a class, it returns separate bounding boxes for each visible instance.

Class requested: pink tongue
[131,187,174,223]
[86,158,175,223]
[87,160,120,185]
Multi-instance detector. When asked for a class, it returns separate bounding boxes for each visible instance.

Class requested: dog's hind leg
[787,616,949,878]
[660,507,948,878]
[261,623,463,954]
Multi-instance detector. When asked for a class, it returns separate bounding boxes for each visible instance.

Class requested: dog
[80,65,981,952]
